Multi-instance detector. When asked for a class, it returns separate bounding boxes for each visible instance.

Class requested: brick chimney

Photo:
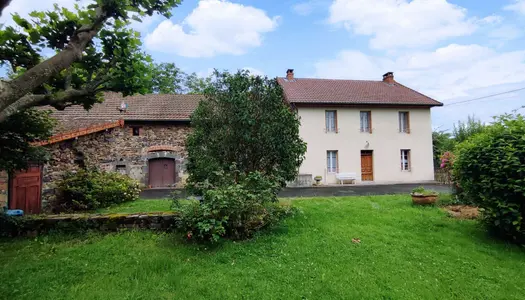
[286,69,294,81]
[383,72,394,84]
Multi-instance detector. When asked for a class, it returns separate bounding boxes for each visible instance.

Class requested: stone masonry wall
[42,123,191,206]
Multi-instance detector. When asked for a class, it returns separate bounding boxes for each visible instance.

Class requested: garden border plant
[410,186,439,205]
[52,168,141,213]
[453,114,525,244]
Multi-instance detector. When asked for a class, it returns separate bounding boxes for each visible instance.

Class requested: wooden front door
[9,164,43,214]
[360,150,374,181]
[148,158,175,187]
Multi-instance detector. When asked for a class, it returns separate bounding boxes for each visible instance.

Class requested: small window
[116,165,127,175]
[325,110,337,133]
[399,112,410,133]
[360,111,372,133]
[401,149,411,171]
[132,127,140,136]
[327,150,338,173]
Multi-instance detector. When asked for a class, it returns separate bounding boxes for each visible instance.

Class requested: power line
[445,87,525,107]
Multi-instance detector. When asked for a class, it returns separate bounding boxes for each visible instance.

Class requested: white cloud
[292,1,328,16]
[242,67,264,76]
[488,24,522,41]
[292,2,315,16]
[505,0,525,15]
[314,44,525,127]
[328,0,478,50]
[0,0,90,26]
[129,14,163,35]
[145,0,279,58]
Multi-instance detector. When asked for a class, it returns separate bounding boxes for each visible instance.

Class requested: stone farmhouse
[5,70,442,214]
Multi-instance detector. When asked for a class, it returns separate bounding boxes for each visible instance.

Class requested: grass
[1,195,525,299]
[95,199,172,214]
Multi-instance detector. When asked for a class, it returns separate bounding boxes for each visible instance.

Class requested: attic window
[132,127,140,136]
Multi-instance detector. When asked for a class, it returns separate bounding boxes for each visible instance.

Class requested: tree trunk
[0,7,108,121]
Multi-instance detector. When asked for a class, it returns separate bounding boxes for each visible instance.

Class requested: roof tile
[277,78,442,106]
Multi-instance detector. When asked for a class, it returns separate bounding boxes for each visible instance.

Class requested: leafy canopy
[186,70,307,195]
[0,0,181,122]
[0,1,182,171]
[0,109,56,172]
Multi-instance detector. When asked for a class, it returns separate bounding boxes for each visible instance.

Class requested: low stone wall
[0,212,180,237]
[287,174,313,187]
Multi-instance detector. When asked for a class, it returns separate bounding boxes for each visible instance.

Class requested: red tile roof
[34,120,124,146]
[277,78,442,107]
[46,92,203,125]
[38,92,204,141]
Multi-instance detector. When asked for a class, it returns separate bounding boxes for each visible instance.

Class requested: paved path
[140,183,452,199]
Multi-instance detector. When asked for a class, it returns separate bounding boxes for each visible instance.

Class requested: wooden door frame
[8,163,43,214]
[360,150,374,181]
[148,158,176,188]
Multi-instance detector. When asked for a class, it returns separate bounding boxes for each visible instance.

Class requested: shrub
[53,168,141,212]
[453,114,525,243]
[411,186,438,196]
[173,171,297,243]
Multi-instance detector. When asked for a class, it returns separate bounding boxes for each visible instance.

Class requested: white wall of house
[297,106,435,185]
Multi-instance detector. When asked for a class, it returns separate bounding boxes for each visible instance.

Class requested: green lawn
[95,199,172,214]
[2,195,524,300]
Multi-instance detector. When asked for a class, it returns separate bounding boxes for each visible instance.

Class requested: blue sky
[2,0,525,130]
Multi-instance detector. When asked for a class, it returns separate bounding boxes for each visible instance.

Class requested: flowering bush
[53,168,141,212]
[440,151,455,170]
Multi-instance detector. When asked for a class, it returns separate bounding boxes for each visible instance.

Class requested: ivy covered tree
[0,0,182,123]
[186,70,307,195]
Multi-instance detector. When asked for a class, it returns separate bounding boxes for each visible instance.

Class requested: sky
[1,0,525,130]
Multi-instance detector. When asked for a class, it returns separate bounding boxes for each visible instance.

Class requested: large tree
[0,0,181,123]
[186,70,307,195]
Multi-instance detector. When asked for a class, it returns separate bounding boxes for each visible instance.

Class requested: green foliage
[0,1,182,171]
[186,70,307,196]
[452,115,486,144]
[184,72,213,94]
[0,108,56,171]
[173,171,297,243]
[149,63,186,94]
[411,186,438,196]
[53,168,141,212]
[2,5,159,104]
[432,130,454,167]
[454,114,525,243]
[432,116,486,167]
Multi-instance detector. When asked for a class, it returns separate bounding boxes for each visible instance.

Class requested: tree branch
[0,0,11,17]
[0,6,110,117]
[0,87,97,123]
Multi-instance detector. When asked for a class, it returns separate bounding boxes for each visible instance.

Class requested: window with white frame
[325,110,337,133]
[360,111,372,133]
[399,112,410,133]
[327,150,338,173]
[401,149,411,171]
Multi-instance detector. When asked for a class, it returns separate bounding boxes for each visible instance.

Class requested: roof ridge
[278,77,381,83]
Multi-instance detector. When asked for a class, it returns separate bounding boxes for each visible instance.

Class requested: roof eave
[291,101,443,107]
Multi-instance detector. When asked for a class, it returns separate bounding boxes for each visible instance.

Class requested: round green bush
[53,168,141,212]
[453,114,525,243]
